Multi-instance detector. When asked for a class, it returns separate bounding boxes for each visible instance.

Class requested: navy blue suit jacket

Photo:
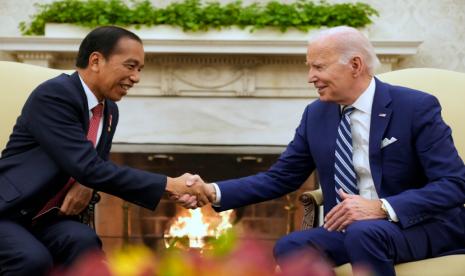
[0,72,166,220]
[215,78,465,255]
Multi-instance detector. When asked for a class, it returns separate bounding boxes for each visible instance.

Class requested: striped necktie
[334,106,358,203]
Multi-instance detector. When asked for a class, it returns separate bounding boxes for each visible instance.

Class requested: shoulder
[23,72,87,118]
[305,99,338,118]
[31,72,84,102]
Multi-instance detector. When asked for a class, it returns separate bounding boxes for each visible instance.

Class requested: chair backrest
[378,68,465,159]
[0,61,69,150]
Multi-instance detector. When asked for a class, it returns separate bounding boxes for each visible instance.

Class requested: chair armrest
[299,188,324,230]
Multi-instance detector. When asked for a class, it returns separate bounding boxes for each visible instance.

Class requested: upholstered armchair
[299,68,465,276]
[0,61,67,150]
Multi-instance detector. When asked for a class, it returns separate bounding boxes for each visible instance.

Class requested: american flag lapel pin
[108,114,112,132]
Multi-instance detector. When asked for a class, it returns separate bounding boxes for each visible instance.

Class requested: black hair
[75,26,142,68]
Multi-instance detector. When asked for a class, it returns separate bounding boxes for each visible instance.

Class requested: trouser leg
[0,220,53,276]
[274,226,348,266]
[344,219,428,276]
[32,218,103,267]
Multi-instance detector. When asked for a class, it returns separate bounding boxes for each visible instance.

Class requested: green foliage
[19,0,378,35]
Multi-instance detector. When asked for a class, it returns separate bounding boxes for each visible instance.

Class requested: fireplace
[96,149,317,253]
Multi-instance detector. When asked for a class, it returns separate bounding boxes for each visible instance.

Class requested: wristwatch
[380,200,393,222]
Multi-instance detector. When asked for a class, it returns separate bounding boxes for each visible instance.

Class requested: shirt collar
[78,74,103,112]
[351,77,376,115]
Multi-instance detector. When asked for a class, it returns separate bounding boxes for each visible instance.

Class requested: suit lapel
[70,72,90,132]
[369,78,392,190]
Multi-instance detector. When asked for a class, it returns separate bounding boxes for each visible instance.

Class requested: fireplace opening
[96,148,317,253]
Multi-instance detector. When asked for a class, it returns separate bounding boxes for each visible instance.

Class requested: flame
[165,209,233,249]
[216,210,233,237]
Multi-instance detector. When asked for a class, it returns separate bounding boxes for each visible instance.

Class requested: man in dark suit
[0,26,212,275]
[180,26,465,275]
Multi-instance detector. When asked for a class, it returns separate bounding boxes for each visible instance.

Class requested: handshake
[166,173,215,209]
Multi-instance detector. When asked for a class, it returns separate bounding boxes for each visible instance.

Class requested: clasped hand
[323,189,386,232]
[167,173,215,208]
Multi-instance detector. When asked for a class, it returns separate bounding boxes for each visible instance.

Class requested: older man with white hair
[180,26,465,275]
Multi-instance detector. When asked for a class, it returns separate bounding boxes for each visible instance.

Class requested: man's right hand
[166,173,215,207]
[60,182,93,216]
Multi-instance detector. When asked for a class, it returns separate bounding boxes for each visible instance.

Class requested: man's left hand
[60,182,93,216]
[324,189,386,232]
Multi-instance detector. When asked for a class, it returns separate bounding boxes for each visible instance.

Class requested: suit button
[20,209,28,216]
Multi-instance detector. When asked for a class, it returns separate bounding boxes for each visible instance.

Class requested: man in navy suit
[0,26,212,275]
[180,26,465,275]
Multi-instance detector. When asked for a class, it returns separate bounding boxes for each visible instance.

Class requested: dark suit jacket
[0,72,166,220]
[215,78,465,255]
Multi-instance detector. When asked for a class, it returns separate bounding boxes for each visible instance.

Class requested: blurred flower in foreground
[276,249,334,276]
[54,251,110,276]
[59,229,336,276]
[109,246,155,276]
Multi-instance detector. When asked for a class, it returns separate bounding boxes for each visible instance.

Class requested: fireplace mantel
[0,24,421,68]
[0,36,421,56]
[0,27,422,148]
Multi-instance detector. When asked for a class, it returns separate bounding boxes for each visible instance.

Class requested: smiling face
[306,40,357,105]
[90,37,145,102]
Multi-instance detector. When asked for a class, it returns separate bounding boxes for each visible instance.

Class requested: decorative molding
[15,51,54,67]
[127,58,312,98]
[160,66,178,96]
[148,55,261,66]
[0,36,422,56]
[148,55,309,65]
[240,68,256,97]
[16,52,53,61]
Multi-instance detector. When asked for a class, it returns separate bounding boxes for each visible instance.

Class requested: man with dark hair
[75,26,142,68]
[0,26,212,275]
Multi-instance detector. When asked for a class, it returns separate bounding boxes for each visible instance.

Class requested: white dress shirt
[213,78,398,221]
[79,74,104,145]
[350,78,397,221]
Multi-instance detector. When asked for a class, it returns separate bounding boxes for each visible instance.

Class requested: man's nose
[130,71,140,83]
[308,69,317,84]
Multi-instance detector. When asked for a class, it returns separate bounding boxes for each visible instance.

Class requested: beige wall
[1,0,464,72]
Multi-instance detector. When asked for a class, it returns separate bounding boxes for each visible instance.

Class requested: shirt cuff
[211,182,221,207]
[380,198,399,222]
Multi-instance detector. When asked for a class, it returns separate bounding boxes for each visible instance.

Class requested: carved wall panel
[125,55,315,98]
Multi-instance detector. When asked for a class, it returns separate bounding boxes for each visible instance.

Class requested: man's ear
[88,52,103,72]
[350,56,363,77]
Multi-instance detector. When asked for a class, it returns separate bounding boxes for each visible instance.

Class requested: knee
[344,220,389,249]
[25,250,53,275]
[274,232,308,260]
[6,247,53,276]
[58,225,102,266]
[65,226,101,250]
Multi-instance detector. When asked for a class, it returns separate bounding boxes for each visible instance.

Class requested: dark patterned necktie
[334,106,358,203]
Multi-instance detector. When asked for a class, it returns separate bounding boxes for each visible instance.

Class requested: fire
[165,208,233,249]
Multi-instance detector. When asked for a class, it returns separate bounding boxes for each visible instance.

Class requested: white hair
[308,26,380,75]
